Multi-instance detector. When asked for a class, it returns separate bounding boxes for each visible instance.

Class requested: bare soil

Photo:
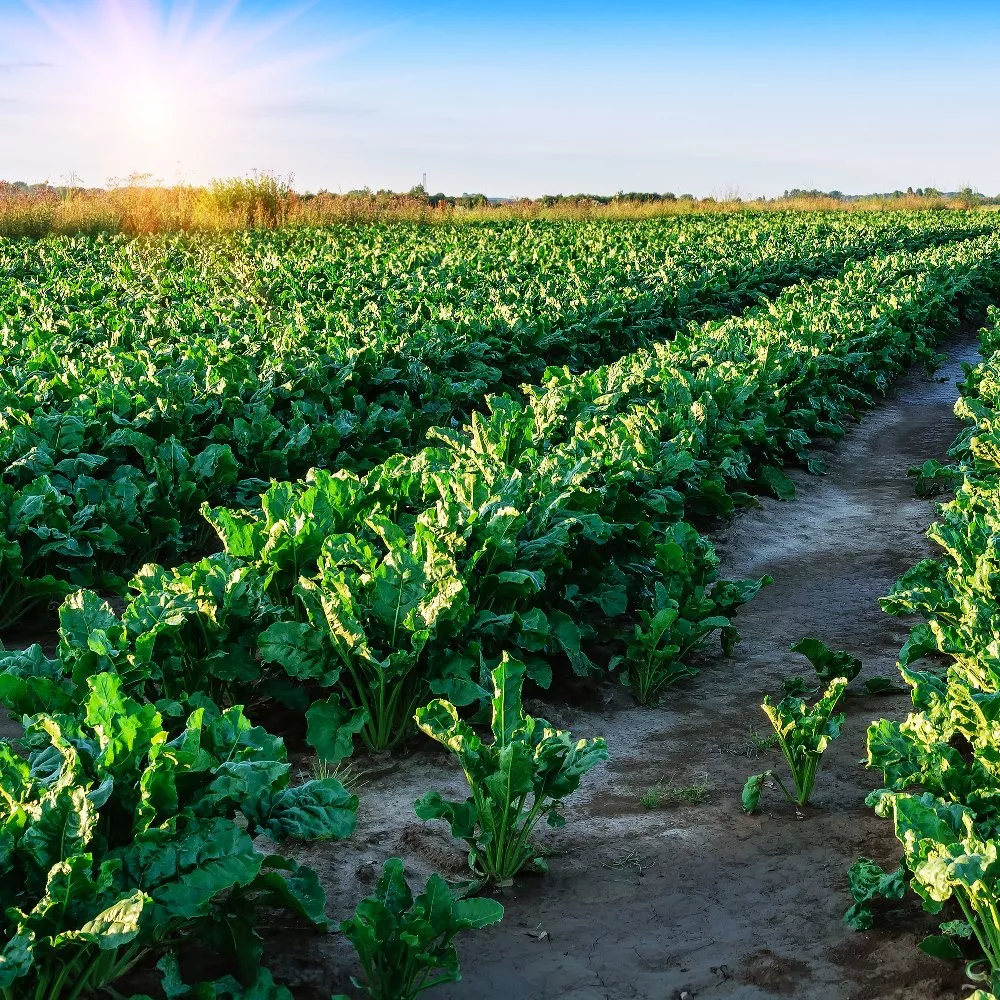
[276,336,982,1000]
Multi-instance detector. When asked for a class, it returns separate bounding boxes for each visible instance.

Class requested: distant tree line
[7,178,1000,207]
[782,186,1000,205]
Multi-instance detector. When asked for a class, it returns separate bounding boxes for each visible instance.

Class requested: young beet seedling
[414,652,607,885]
[742,676,847,813]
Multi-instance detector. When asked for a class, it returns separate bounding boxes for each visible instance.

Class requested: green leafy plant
[332,858,503,1000]
[862,676,907,696]
[275,517,471,756]
[0,557,280,721]
[780,675,811,697]
[869,791,1000,990]
[919,920,975,961]
[133,955,294,999]
[621,525,770,705]
[414,653,607,884]
[908,457,960,497]
[843,856,906,930]
[742,676,847,812]
[0,672,356,999]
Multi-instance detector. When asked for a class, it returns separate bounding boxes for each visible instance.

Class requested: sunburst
[18,0,320,178]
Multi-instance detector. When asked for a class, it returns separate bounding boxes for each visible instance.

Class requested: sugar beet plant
[415,653,607,884]
[134,958,295,1000]
[0,672,357,999]
[743,675,847,813]
[867,310,1000,990]
[273,516,472,755]
[620,523,771,704]
[843,856,907,931]
[334,858,503,1000]
[5,213,960,631]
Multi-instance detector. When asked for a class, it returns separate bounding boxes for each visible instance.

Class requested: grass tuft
[639,775,710,809]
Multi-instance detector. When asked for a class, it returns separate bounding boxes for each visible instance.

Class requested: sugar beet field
[6,213,1000,999]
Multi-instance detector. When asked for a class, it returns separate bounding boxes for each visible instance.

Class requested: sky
[1,0,1000,197]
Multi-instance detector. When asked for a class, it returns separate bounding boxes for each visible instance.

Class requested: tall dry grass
[0,173,297,237]
[0,175,994,238]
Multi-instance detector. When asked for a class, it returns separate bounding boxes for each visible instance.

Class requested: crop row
[8,232,1000,743]
[868,307,1000,996]
[0,214,994,630]
[4,223,1000,996]
[4,231,1000,995]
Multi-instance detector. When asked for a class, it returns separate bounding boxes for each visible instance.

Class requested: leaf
[742,772,768,814]
[898,622,938,667]
[863,677,907,696]
[548,610,594,677]
[117,817,263,920]
[305,696,367,764]
[415,701,481,760]
[790,636,862,684]
[77,890,148,950]
[21,786,95,873]
[757,465,796,501]
[251,779,359,842]
[413,792,478,840]
[918,934,964,960]
[452,894,505,929]
[200,504,264,560]
[375,856,413,917]
[490,653,526,747]
[237,857,329,928]
[58,589,122,653]
[259,621,334,684]
[0,930,35,988]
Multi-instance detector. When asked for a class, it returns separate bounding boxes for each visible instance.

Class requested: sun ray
[16,0,332,177]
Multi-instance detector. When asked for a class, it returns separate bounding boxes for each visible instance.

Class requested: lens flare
[19,0,318,178]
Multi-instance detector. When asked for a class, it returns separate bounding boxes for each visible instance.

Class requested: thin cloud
[0,60,53,70]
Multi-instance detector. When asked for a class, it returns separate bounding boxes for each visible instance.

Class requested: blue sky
[1,0,999,196]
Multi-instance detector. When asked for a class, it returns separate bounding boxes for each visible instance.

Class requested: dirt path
[287,336,981,1000]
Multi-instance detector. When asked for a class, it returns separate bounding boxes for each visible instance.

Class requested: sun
[126,78,182,139]
[20,0,313,176]
[110,56,192,150]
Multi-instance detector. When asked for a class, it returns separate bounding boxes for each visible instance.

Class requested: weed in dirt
[639,775,709,809]
[720,725,778,758]
[601,850,654,879]
[300,758,368,795]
